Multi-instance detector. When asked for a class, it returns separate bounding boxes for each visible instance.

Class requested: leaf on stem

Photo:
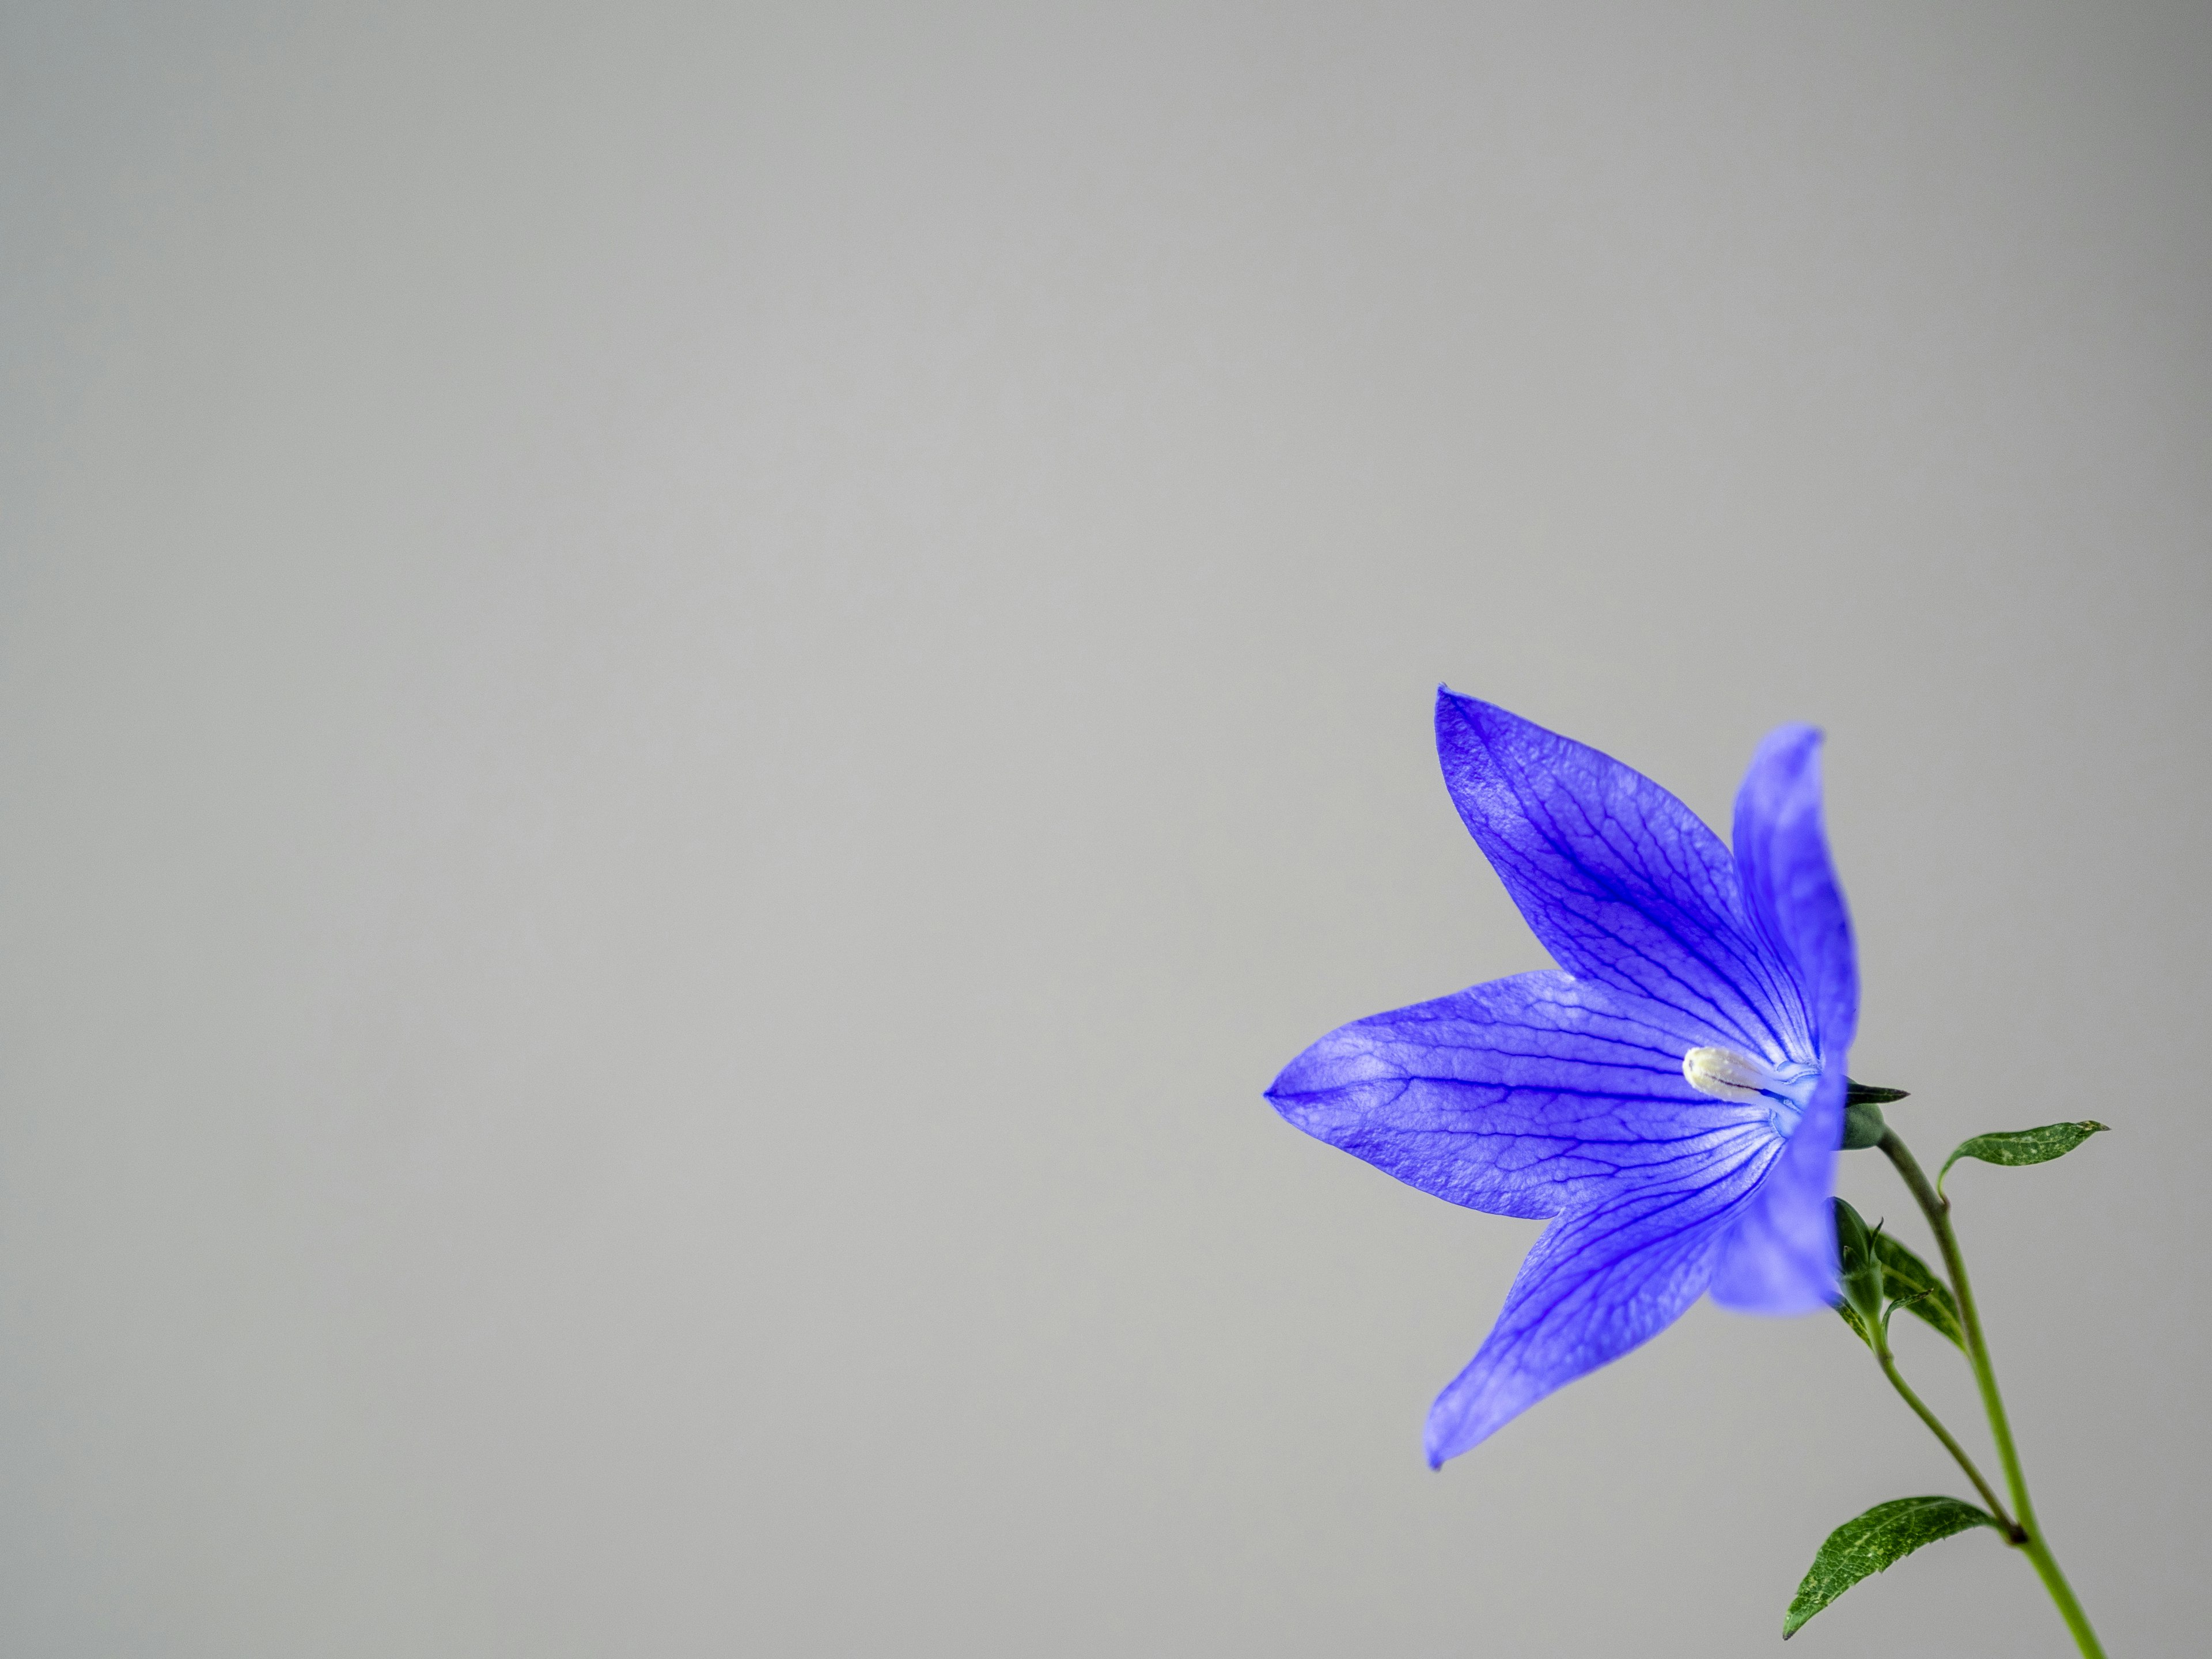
[1937,1122,2110,1196]
[1782,1497,1999,1638]
[1870,1233,1964,1350]
[1832,1300,1874,1349]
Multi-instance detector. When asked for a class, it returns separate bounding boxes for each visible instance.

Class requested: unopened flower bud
[1831,1198,1886,1325]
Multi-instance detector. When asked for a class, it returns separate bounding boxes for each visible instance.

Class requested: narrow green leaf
[1869,1233,1964,1350]
[1782,1497,1998,1638]
[1832,1300,1874,1350]
[1938,1121,2110,1196]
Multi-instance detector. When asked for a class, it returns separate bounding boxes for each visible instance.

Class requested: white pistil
[1681,1046,1820,1135]
[1682,1046,1784,1104]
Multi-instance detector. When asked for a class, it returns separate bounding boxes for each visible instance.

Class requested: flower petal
[1434,691,1809,1062]
[1423,1143,1775,1464]
[1266,971,1769,1221]
[1707,1066,1844,1314]
[1731,724,1859,1055]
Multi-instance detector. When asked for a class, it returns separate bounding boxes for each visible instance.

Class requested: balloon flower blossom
[1267,691,1857,1465]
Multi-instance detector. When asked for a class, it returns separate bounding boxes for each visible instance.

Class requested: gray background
[2,3,2205,1655]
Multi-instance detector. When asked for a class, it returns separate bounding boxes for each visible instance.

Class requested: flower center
[1681,1046,1820,1134]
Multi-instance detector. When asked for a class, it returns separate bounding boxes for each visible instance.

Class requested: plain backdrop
[2,3,2207,1655]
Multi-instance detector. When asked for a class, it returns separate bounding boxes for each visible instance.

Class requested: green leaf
[1869,1233,1964,1350]
[1938,1121,2111,1196]
[1832,1299,1874,1350]
[1782,1497,1999,1638]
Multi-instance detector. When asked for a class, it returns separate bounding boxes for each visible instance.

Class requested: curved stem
[1877,1128,2105,1659]
[1870,1321,2017,1535]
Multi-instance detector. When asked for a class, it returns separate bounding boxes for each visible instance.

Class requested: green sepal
[1840,1081,1905,1152]
[1869,1232,1964,1350]
[1937,1121,2111,1196]
[1782,1496,1999,1638]
[1832,1299,1874,1350]
[1840,1099,1887,1150]
[1844,1080,1910,1107]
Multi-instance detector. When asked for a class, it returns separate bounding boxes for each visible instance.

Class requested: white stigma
[1682,1046,1786,1104]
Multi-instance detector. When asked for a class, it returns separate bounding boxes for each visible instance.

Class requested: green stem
[1877,1128,2106,1659]
[1869,1320,2017,1535]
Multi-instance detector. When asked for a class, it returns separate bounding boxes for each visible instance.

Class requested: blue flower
[1267,692,1858,1465]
